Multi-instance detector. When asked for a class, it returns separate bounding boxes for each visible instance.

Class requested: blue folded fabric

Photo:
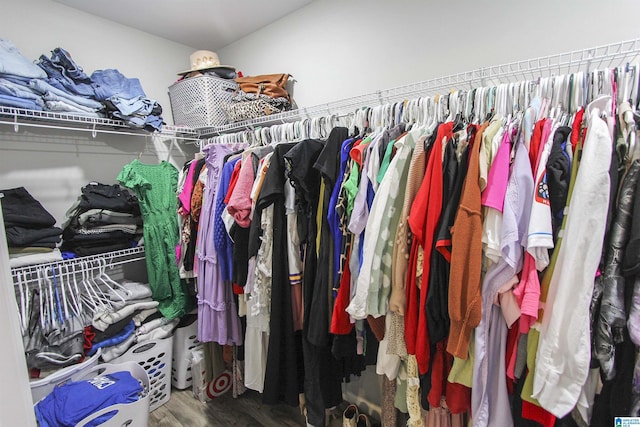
[91,69,146,101]
[0,93,42,110]
[34,370,142,427]
[30,78,103,109]
[87,320,135,356]
[0,39,47,79]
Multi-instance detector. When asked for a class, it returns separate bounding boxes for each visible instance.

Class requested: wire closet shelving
[0,106,200,142]
[199,38,640,137]
[0,39,639,142]
[11,245,146,287]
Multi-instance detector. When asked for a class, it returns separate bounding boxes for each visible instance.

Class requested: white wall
[220,0,640,108]
[0,0,196,124]
[0,0,200,221]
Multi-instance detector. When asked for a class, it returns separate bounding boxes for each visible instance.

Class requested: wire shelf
[0,107,200,142]
[0,39,638,141]
[11,245,146,281]
[200,38,640,136]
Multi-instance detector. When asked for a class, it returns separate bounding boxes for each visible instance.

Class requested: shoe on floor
[343,403,359,427]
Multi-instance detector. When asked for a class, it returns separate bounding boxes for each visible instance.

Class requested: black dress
[253,142,304,407]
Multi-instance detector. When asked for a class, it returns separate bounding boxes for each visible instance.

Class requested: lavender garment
[632,350,640,416]
[196,144,242,345]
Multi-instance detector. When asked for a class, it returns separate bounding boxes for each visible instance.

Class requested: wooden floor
[149,388,309,427]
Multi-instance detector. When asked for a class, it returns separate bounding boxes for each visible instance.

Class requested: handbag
[223,98,285,123]
[234,73,290,100]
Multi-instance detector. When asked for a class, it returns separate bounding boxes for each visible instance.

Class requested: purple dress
[196,144,242,345]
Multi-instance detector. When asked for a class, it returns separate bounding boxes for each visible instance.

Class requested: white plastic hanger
[50,266,70,323]
[95,258,127,304]
[60,264,81,319]
[15,271,29,335]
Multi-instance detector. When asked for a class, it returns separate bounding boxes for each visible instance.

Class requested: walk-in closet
[2,1,640,426]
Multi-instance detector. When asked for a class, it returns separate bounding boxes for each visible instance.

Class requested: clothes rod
[200,37,640,136]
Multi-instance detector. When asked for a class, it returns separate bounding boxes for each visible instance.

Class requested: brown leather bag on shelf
[234,73,290,100]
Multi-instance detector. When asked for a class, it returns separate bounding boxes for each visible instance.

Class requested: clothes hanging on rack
[118,159,191,319]
[168,59,640,427]
[194,144,243,345]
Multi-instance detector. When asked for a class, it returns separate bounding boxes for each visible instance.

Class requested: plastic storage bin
[33,361,150,427]
[168,75,237,128]
[171,319,200,389]
[111,337,173,411]
[29,350,102,404]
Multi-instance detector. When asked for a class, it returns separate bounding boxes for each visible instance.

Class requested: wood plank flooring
[149,388,308,427]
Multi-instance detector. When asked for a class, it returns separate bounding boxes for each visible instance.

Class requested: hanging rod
[200,37,640,136]
[10,245,146,278]
[0,107,200,142]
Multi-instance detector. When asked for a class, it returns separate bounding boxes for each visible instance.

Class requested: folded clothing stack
[1,187,63,267]
[61,182,143,257]
[0,39,48,111]
[0,38,164,131]
[91,69,164,132]
[85,281,179,362]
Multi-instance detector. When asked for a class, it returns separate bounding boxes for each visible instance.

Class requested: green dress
[118,159,189,319]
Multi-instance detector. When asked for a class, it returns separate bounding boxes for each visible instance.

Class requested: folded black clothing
[76,182,140,214]
[140,310,163,326]
[5,226,62,247]
[78,209,142,227]
[60,238,133,253]
[62,229,137,243]
[176,312,198,329]
[92,312,137,343]
[11,242,57,250]
[70,242,134,257]
[1,187,56,228]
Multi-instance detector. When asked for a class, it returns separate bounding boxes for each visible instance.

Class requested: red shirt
[407,122,454,374]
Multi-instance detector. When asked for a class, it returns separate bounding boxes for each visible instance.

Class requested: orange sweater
[447,122,488,359]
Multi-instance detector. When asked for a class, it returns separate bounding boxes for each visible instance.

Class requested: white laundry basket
[29,350,102,404]
[111,336,173,411]
[171,319,201,389]
[74,361,150,427]
[33,361,150,427]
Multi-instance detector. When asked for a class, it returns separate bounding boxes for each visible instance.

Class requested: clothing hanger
[42,267,60,333]
[95,258,128,304]
[79,260,106,314]
[60,264,81,319]
[15,271,29,335]
[51,266,69,323]
[465,89,475,123]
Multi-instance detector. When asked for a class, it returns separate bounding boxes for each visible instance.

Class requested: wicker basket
[168,76,237,128]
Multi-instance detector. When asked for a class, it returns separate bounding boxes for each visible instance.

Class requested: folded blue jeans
[0,93,42,110]
[29,79,102,109]
[50,47,92,83]
[43,92,100,113]
[0,39,46,79]
[38,55,95,98]
[91,69,146,100]
[45,100,100,116]
[109,95,156,116]
[0,78,44,106]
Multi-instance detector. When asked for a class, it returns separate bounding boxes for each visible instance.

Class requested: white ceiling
[53,0,313,50]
